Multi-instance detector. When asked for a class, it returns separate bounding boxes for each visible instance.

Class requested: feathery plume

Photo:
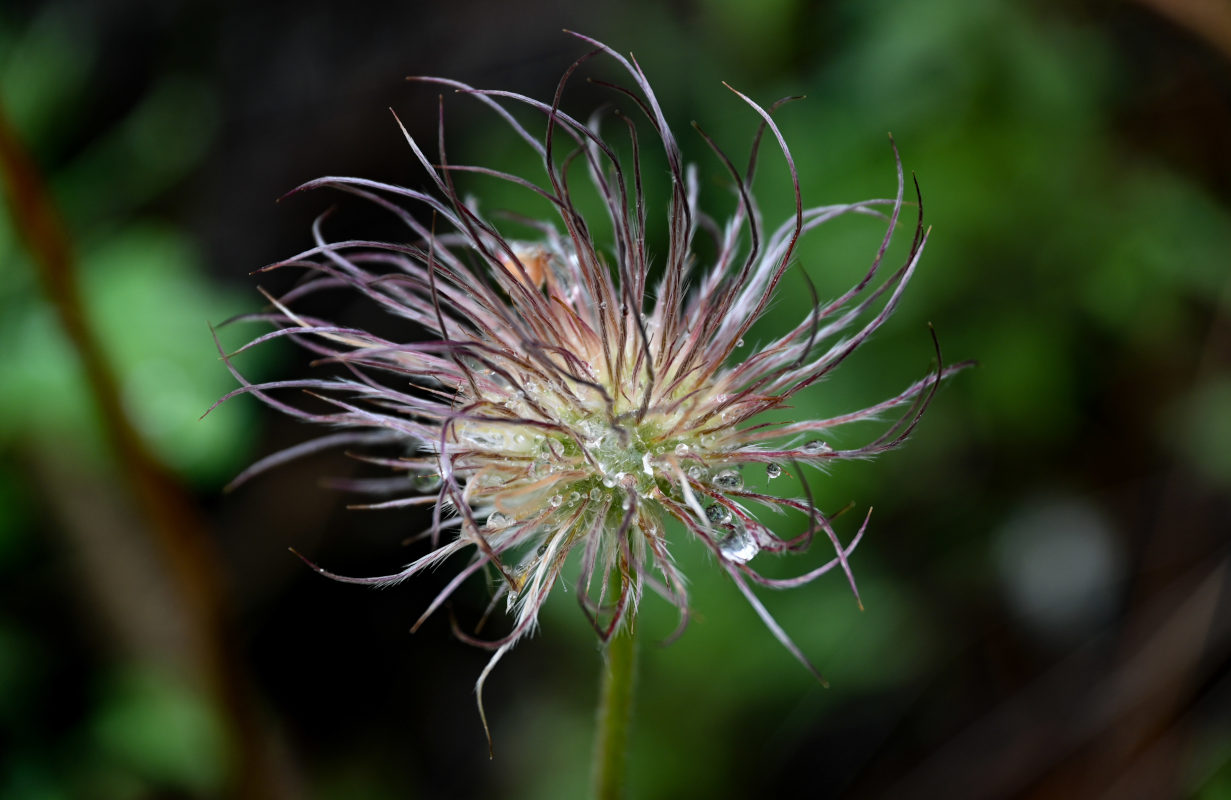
[212,32,968,738]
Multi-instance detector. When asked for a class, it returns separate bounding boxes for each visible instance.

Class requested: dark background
[1,0,1229,797]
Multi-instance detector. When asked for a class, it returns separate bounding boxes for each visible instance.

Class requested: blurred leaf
[828,0,1109,134]
[56,74,219,229]
[0,762,72,800]
[1170,375,1231,487]
[0,8,93,148]
[1088,167,1231,337]
[90,665,228,795]
[699,0,802,72]
[1191,736,1231,799]
[0,225,264,482]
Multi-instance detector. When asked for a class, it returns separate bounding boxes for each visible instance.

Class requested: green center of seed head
[577,417,661,501]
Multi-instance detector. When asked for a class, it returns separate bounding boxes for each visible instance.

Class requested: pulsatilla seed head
[211,31,969,737]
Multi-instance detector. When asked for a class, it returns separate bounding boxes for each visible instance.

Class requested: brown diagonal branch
[1132,0,1231,64]
[0,103,287,799]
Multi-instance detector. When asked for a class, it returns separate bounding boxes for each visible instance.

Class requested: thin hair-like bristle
[216,33,969,746]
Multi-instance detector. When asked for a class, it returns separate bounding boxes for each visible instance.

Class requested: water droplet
[803,440,832,455]
[568,491,581,505]
[412,473,442,491]
[766,463,782,480]
[735,338,744,347]
[718,522,759,564]
[687,466,704,480]
[485,512,512,530]
[602,475,616,488]
[674,443,689,456]
[589,487,603,501]
[714,469,743,491]
[537,544,548,556]
[706,503,732,524]
[550,494,563,508]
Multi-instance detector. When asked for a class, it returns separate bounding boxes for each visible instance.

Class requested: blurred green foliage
[1,0,1228,797]
[0,15,260,485]
[90,666,229,795]
[435,1,1231,796]
[0,10,261,800]
[0,224,261,479]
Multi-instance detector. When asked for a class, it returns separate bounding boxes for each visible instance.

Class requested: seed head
[213,32,968,736]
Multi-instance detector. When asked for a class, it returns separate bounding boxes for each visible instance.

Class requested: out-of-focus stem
[0,104,285,800]
[593,589,638,800]
[1131,0,1231,63]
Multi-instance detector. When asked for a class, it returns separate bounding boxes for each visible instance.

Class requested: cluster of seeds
[215,33,966,726]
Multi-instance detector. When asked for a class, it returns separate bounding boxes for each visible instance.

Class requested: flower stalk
[593,577,637,800]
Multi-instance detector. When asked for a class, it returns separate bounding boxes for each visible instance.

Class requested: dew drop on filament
[485,512,512,530]
[413,473,442,491]
[718,521,758,564]
[713,469,743,491]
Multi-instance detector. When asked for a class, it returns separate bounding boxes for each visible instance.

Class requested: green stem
[593,609,638,800]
